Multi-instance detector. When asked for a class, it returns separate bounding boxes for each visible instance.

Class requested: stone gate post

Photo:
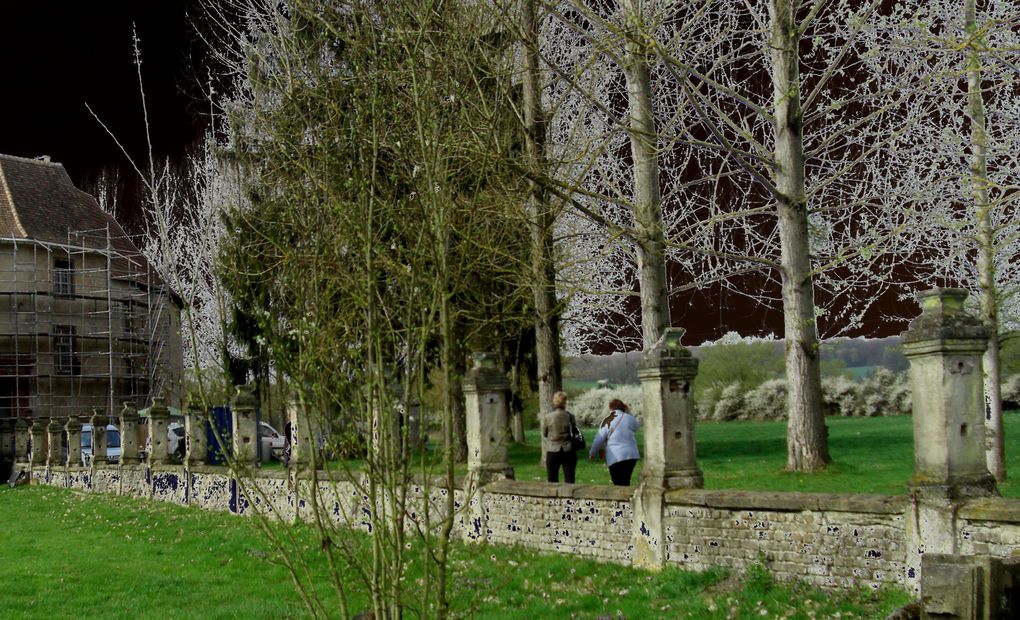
[0,419,13,461]
[14,417,29,462]
[147,397,171,466]
[463,352,513,485]
[64,416,82,467]
[231,384,259,467]
[903,289,996,499]
[637,327,703,489]
[30,417,48,466]
[120,402,140,465]
[287,393,314,468]
[902,288,997,590]
[90,409,109,465]
[46,417,63,467]
[632,328,702,571]
[184,395,208,467]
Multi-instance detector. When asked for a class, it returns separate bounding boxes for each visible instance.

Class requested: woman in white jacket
[588,398,640,486]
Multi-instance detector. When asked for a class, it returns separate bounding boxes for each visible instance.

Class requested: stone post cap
[64,415,83,430]
[903,288,988,347]
[148,397,170,420]
[14,417,29,429]
[463,352,508,390]
[231,384,258,409]
[90,409,109,426]
[30,416,49,428]
[638,327,697,371]
[46,417,62,430]
[120,402,139,422]
[184,391,205,413]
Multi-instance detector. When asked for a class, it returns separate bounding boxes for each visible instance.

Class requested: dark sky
[1,1,208,206]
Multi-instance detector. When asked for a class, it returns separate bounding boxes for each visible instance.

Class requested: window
[53,258,74,295]
[53,325,80,375]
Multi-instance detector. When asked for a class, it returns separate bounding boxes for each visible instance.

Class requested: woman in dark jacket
[543,391,579,483]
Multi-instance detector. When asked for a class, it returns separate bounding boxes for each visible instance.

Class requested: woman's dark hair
[608,398,626,411]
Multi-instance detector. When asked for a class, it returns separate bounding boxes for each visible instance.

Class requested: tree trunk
[522,0,562,462]
[965,0,1005,481]
[768,0,830,471]
[620,0,671,351]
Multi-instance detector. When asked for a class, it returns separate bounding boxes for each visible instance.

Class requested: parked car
[259,421,286,460]
[168,422,186,461]
[81,423,121,465]
[142,421,187,462]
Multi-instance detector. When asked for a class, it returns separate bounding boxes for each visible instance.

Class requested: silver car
[81,423,121,465]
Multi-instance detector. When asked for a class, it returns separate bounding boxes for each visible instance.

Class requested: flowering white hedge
[566,384,644,428]
[695,369,912,421]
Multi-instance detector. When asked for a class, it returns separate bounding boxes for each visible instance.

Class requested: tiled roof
[0,153,154,283]
[0,153,137,250]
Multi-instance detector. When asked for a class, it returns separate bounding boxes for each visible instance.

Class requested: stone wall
[26,461,1020,594]
[662,491,908,590]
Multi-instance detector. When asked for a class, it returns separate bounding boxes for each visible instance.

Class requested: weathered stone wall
[482,481,634,563]
[25,463,1020,594]
[661,491,907,590]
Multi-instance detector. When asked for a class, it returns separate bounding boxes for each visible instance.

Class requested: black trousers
[546,449,577,483]
[609,459,637,486]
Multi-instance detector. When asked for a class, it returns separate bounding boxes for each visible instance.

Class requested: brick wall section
[483,481,634,563]
[661,490,907,590]
[958,499,1020,559]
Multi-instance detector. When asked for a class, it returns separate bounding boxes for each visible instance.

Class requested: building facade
[0,153,183,418]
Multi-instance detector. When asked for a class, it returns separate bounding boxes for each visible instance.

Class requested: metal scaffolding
[0,226,174,419]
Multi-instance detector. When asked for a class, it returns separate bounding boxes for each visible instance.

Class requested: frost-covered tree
[894,0,1020,481]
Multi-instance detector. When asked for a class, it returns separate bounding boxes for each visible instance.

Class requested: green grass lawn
[0,486,910,619]
[506,412,1020,497]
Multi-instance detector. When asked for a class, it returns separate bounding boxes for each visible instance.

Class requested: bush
[568,384,643,428]
[698,371,912,421]
[743,379,788,420]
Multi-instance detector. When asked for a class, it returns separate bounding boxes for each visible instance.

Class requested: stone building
[0,153,183,418]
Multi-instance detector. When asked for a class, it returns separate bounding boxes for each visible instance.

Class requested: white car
[259,421,286,459]
[168,422,186,461]
[81,423,121,465]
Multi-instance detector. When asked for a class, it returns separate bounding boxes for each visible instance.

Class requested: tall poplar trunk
[522,0,562,456]
[768,0,830,471]
[965,0,1005,481]
[621,0,671,350]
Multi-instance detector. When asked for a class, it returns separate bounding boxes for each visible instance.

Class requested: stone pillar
[902,289,996,500]
[231,384,259,467]
[119,402,141,465]
[14,418,29,462]
[463,352,513,484]
[287,394,315,468]
[65,416,82,467]
[46,417,63,467]
[405,398,424,455]
[90,409,109,465]
[184,395,208,467]
[0,418,14,460]
[636,327,703,489]
[30,417,48,466]
[147,397,171,466]
[631,328,702,571]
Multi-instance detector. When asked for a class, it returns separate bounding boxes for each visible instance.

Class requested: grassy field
[507,412,1020,497]
[263,412,1020,496]
[0,486,910,619]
